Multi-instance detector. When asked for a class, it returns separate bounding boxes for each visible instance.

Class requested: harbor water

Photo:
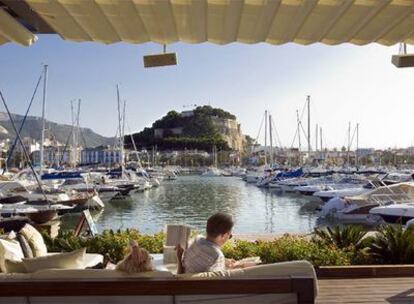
[61,176,320,234]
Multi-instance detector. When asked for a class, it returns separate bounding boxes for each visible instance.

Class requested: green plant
[42,230,87,252]
[368,225,414,264]
[313,225,368,250]
[312,225,372,264]
[136,232,164,254]
[43,229,165,265]
[222,234,351,266]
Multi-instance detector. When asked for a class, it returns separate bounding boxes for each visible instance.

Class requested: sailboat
[201,145,223,177]
[106,86,144,201]
[0,68,75,223]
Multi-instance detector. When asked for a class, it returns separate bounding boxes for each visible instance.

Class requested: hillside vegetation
[125,106,236,151]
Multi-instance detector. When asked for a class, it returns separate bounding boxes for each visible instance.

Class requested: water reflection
[61,176,320,234]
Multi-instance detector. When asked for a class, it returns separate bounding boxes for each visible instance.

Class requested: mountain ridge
[0,112,112,148]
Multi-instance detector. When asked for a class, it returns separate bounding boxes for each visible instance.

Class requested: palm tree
[313,225,367,250]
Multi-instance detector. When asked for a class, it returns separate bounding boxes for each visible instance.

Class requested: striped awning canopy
[2,0,414,46]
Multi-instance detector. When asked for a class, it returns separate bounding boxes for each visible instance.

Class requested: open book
[165,224,192,248]
[163,224,192,264]
[232,257,262,268]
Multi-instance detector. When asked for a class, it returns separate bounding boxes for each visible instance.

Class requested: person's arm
[225,258,236,269]
[175,244,185,274]
[208,253,227,272]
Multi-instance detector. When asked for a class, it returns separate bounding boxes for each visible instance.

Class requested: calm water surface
[62,176,321,234]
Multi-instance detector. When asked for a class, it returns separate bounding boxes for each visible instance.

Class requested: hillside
[125,106,243,151]
[0,112,112,148]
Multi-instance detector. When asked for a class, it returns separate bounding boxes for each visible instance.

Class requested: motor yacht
[369,203,414,224]
[319,182,414,224]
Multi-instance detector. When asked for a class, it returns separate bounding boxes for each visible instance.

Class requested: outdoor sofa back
[0,261,317,304]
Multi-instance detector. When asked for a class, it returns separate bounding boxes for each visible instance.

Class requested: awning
[19,0,414,46]
[0,7,37,46]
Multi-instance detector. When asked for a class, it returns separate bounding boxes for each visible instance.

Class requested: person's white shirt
[182,236,225,273]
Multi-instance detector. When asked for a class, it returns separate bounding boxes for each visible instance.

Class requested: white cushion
[22,248,86,273]
[234,260,318,296]
[19,224,47,257]
[177,269,243,280]
[46,252,104,268]
[31,269,174,279]
[4,260,26,273]
[237,260,316,277]
[0,239,24,273]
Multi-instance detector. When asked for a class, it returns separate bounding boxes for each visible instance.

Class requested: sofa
[0,260,317,304]
[0,224,318,303]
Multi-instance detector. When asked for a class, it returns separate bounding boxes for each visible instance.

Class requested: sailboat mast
[356,123,359,168]
[76,99,81,166]
[152,146,155,168]
[347,121,351,166]
[40,64,48,175]
[296,110,302,166]
[315,123,318,152]
[269,114,273,165]
[70,100,75,167]
[215,145,218,167]
[320,127,323,161]
[307,95,311,159]
[116,85,124,174]
[122,100,126,165]
[264,110,268,165]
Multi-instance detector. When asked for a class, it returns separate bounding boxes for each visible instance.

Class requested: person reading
[176,212,248,274]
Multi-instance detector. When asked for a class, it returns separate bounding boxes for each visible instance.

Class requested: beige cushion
[177,269,243,280]
[4,260,26,273]
[19,224,47,257]
[22,248,86,273]
[31,269,174,279]
[0,239,24,273]
[178,261,318,296]
[46,252,104,269]
[237,260,316,277]
[233,260,318,296]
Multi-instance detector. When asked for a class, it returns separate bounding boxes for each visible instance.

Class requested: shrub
[43,225,414,267]
[43,229,165,264]
[368,225,414,264]
[313,225,372,264]
[313,225,367,250]
[222,234,351,266]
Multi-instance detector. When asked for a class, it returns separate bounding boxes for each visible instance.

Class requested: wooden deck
[317,277,414,303]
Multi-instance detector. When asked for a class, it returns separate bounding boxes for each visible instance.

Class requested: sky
[0,35,413,150]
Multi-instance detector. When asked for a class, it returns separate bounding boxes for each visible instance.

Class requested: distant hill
[0,112,112,148]
[125,106,244,151]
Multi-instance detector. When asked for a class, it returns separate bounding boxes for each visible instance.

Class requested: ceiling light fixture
[392,43,414,68]
[143,44,177,68]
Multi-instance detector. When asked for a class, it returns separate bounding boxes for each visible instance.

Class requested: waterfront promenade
[317,277,414,303]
